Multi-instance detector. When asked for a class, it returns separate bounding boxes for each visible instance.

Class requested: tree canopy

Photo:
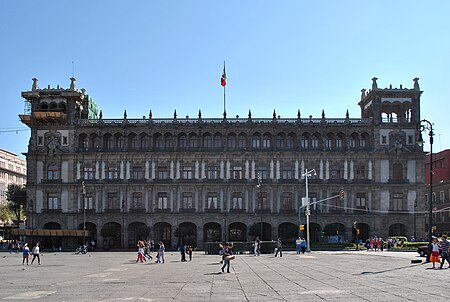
[6,184,27,222]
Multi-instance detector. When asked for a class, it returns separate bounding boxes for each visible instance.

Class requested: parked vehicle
[417,245,442,257]
[75,245,88,254]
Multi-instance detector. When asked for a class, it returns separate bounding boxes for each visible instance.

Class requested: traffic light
[339,190,345,200]
[299,224,305,231]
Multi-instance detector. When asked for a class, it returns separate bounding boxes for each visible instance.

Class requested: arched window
[154,133,164,149]
[263,134,271,148]
[301,134,309,149]
[286,134,295,149]
[336,134,344,149]
[178,133,188,148]
[203,134,212,149]
[252,133,261,148]
[104,134,113,150]
[165,134,174,148]
[238,133,247,149]
[189,133,198,148]
[213,133,222,148]
[276,134,285,149]
[227,133,236,149]
[311,134,319,148]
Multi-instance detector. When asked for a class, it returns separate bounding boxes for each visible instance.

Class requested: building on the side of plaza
[0,149,27,206]
[18,76,426,249]
[425,149,450,237]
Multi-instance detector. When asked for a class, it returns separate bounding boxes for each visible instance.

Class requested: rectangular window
[47,193,59,209]
[207,193,218,209]
[83,195,94,210]
[282,165,293,180]
[62,136,68,146]
[107,167,119,179]
[256,192,269,210]
[440,191,445,203]
[392,193,403,211]
[181,166,193,179]
[157,166,169,179]
[407,135,413,145]
[107,192,119,209]
[47,165,59,180]
[132,192,144,209]
[381,135,387,145]
[182,193,193,209]
[281,192,293,210]
[38,136,44,146]
[233,166,243,179]
[355,165,367,179]
[257,167,268,180]
[158,192,168,209]
[83,167,94,180]
[252,137,260,148]
[331,168,342,179]
[207,166,219,180]
[356,193,367,208]
[232,192,243,209]
[132,166,143,180]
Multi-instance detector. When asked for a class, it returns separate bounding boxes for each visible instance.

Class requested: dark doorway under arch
[128,222,150,248]
[175,222,197,247]
[204,222,222,242]
[101,222,121,249]
[229,222,247,242]
[154,222,172,249]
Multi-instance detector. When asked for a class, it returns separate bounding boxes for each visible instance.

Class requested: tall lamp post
[81,181,86,246]
[303,168,316,252]
[257,174,263,240]
[417,119,434,255]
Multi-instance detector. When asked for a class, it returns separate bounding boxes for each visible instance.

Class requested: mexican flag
[221,63,226,87]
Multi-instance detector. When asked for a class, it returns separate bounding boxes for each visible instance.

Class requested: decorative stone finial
[346,110,349,119]
[223,110,227,119]
[149,110,152,120]
[413,77,420,91]
[32,78,39,91]
[371,77,378,90]
[273,110,276,119]
[321,109,325,119]
[123,110,127,119]
[70,77,76,91]
[297,110,301,119]
[173,110,177,119]
[360,88,366,101]
[248,109,252,119]
[198,109,202,119]
[99,110,103,120]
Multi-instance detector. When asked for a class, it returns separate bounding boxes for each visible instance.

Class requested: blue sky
[1,1,449,157]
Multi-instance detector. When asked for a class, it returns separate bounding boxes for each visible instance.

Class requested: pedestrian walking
[439,235,450,269]
[300,238,307,254]
[430,237,440,269]
[155,241,165,264]
[187,246,193,261]
[254,237,261,256]
[221,242,234,273]
[180,244,187,262]
[136,241,145,263]
[295,237,301,254]
[22,243,29,265]
[31,242,41,265]
[275,238,283,257]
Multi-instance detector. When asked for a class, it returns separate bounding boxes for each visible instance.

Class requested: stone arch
[323,223,346,239]
[204,222,222,242]
[153,132,163,149]
[301,132,310,149]
[213,132,223,149]
[178,132,188,148]
[203,132,212,149]
[287,132,296,149]
[188,132,198,148]
[40,102,49,110]
[58,102,66,113]
[227,132,237,150]
[128,221,150,248]
[164,132,174,149]
[103,133,113,150]
[113,133,123,149]
[252,222,272,241]
[101,222,121,249]
[276,132,286,149]
[138,132,148,149]
[176,222,197,247]
[237,132,247,149]
[357,222,370,241]
[389,223,406,237]
[78,222,97,242]
[78,133,88,149]
[128,132,138,150]
[303,222,321,243]
[154,222,172,248]
[89,133,99,149]
[278,222,297,241]
[229,222,247,242]
[43,222,61,229]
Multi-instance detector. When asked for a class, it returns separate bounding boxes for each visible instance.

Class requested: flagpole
[223,84,226,118]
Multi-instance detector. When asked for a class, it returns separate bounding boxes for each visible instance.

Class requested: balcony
[179,208,196,213]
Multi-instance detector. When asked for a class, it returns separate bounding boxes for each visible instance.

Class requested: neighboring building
[0,149,27,205]
[19,77,426,249]
[425,149,450,236]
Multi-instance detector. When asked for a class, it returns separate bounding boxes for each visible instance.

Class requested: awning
[11,229,89,237]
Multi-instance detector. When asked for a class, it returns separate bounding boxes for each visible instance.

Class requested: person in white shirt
[31,242,41,265]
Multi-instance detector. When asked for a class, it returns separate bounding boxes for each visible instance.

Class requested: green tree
[6,184,27,222]
[0,204,11,223]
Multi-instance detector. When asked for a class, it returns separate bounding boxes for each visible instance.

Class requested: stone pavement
[0,250,449,301]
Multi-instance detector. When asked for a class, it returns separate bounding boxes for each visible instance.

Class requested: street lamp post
[417,119,434,259]
[303,168,316,252]
[81,181,86,246]
[257,174,263,240]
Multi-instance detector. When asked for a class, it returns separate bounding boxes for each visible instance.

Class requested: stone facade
[20,77,426,249]
[0,149,27,206]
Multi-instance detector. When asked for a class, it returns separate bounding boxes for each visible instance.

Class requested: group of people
[430,235,450,270]
[295,237,307,254]
[135,240,165,264]
[179,244,193,262]
[22,242,41,265]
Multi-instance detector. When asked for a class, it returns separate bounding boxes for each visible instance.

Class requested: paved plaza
[1,250,449,301]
